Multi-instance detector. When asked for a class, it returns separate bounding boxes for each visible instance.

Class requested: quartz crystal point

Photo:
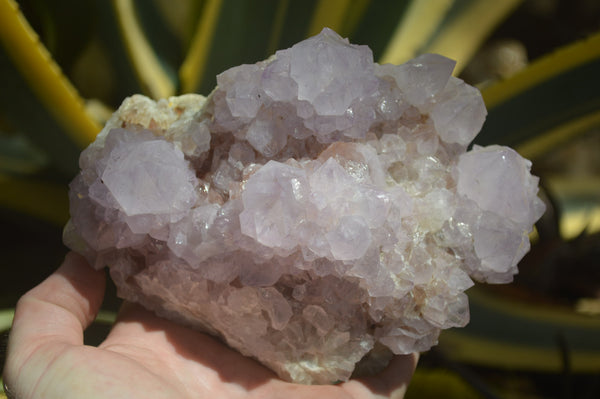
[64,28,545,384]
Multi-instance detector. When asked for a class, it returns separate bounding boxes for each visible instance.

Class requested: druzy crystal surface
[64,28,545,384]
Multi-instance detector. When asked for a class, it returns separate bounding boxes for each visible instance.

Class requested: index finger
[340,354,419,399]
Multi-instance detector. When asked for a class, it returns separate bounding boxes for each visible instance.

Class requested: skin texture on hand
[2,252,418,399]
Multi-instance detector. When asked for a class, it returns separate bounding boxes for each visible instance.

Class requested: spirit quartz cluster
[64,28,545,384]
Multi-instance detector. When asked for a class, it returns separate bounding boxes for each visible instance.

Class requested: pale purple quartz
[64,28,545,384]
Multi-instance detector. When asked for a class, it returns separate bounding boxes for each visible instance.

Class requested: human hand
[3,252,418,399]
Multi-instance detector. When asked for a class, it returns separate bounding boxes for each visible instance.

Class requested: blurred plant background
[1,0,599,397]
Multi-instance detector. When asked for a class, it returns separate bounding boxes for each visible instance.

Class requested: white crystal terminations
[64,29,545,384]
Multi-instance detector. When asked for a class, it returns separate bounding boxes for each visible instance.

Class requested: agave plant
[1,0,599,397]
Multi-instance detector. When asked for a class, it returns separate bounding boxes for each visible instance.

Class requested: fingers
[100,302,278,385]
[243,353,419,399]
[6,251,105,360]
[103,301,419,399]
[340,353,419,399]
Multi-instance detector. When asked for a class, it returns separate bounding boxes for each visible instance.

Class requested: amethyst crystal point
[64,28,545,384]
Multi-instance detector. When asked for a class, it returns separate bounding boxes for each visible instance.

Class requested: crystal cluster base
[64,28,545,384]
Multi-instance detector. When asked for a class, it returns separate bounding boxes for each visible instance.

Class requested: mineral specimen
[64,28,545,384]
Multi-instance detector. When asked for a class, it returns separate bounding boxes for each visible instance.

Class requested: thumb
[3,252,106,396]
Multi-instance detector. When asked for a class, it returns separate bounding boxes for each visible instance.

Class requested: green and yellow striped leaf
[478,32,600,157]
[0,0,100,177]
[440,286,600,372]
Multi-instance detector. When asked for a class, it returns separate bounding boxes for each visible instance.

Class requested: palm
[3,253,417,399]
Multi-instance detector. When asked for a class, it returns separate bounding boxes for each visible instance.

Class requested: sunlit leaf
[482,31,600,110]
[477,32,600,149]
[185,0,281,95]
[546,174,600,239]
[16,0,95,73]
[265,0,291,55]
[150,0,203,50]
[380,0,454,65]
[517,110,600,161]
[336,0,371,39]
[349,0,411,61]
[179,0,224,94]
[307,0,370,38]
[0,0,99,156]
[95,310,118,325]
[0,308,14,332]
[422,0,523,75]
[112,0,177,99]
[439,286,600,372]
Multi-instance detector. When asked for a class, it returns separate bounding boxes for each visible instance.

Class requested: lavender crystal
[64,28,545,384]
